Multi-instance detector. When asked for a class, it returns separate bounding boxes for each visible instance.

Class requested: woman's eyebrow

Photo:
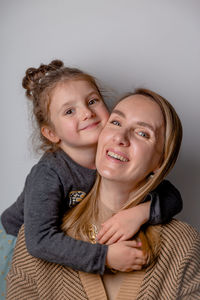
[112,110,155,132]
[136,121,154,132]
[111,109,126,118]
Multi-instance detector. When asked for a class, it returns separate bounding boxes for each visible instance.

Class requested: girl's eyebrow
[87,91,100,97]
[58,91,101,113]
[59,101,75,111]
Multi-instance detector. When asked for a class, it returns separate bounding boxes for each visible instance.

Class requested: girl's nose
[81,107,95,120]
[112,131,130,147]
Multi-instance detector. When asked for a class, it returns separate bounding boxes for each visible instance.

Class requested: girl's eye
[137,131,149,138]
[65,109,74,115]
[110,120,121,126]
[88,98,98,106]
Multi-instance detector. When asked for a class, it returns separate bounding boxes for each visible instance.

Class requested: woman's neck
[98,178,134,212]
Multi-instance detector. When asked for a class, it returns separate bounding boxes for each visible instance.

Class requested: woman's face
[96,95,165,189]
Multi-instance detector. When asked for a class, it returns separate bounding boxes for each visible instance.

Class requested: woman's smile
[106,149,129,163]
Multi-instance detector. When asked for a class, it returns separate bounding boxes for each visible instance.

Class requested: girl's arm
[97,180,182,244]
[23,163,107,275]
[148,179,182,224]
[1,190,25,236]
[97,203,150,244]
[23,160,146,274]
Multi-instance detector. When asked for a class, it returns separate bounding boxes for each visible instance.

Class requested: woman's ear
[148,167,160,179]
[41,126,60,143]
[148,172,155,179]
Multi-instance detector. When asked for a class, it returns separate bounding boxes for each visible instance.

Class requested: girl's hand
[106,240,147,272]
[97,202,150,245]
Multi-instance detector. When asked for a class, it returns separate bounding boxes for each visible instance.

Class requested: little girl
[0,60,182,297]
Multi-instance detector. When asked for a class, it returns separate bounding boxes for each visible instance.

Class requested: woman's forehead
[115,94,156,110]
[113,95,164,124]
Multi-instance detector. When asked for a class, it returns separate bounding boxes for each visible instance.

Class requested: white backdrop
[0,0,199,230]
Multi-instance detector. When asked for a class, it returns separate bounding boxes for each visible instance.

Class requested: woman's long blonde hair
[62,88,182,264]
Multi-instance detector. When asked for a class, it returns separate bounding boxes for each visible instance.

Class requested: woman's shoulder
[162,219,199,237]
[7,224,37,290]
[11,225,36,268]
[161,219,200,255]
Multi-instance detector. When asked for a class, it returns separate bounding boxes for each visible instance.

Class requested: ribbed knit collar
[79,270,145,300]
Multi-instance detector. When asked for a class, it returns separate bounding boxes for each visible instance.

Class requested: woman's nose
[112,132,130,146]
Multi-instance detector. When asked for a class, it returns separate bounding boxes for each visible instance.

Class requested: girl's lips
[80,121,100,131]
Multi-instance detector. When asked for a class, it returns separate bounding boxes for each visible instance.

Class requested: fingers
[105,232,123,245]
[118,234,132,242]
[123,240,142,248]
[97,226,117,244]
[121,255,147,272]
[124,265,143,272]
[98,230,142,246]
[106,241,147,272]
[97,225,107,241]
[134,257,147,265]
[120,259,146,272]
[98,225,142,246]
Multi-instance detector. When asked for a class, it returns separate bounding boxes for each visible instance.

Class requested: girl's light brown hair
[62,88,183,265]
[22,59,105,152]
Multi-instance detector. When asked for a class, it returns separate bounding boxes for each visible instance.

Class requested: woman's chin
[98,168,129,183]
[98,168,118,180]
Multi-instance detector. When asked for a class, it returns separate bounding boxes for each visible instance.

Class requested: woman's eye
[138,131,149,138]
[110,120,121,126]
[88,98,98,106]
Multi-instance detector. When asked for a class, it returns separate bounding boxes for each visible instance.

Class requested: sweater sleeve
[177,231,200,299]
[148,180,183,225]
[1,190,25,236]
[24,164,107,275]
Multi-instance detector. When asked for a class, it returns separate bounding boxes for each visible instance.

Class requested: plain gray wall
[0,0,199,231]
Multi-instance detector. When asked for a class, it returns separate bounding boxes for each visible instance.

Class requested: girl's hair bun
[49,60,63,69]
[22,60,64,99]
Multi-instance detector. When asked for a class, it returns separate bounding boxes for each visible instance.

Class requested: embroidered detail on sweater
[69,191,86,208]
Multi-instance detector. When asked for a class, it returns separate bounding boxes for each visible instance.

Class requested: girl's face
[43,80,109,155]
[96,95,165,190]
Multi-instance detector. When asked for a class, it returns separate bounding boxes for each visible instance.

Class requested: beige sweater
[6,220,200,300]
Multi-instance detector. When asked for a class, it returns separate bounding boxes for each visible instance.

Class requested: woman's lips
[106,149,129,162]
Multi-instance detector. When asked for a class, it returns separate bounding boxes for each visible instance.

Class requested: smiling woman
[96,95,165,193]
[6,88,200,300]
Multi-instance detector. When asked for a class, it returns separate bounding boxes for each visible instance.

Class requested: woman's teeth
[107,151,129,162]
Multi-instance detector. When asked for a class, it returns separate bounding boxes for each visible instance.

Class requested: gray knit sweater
[2,149,107,274]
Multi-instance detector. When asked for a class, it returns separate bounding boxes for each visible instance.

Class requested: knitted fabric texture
[6,220,200,300]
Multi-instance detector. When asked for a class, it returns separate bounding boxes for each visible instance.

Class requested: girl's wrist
[135,202,150,225]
